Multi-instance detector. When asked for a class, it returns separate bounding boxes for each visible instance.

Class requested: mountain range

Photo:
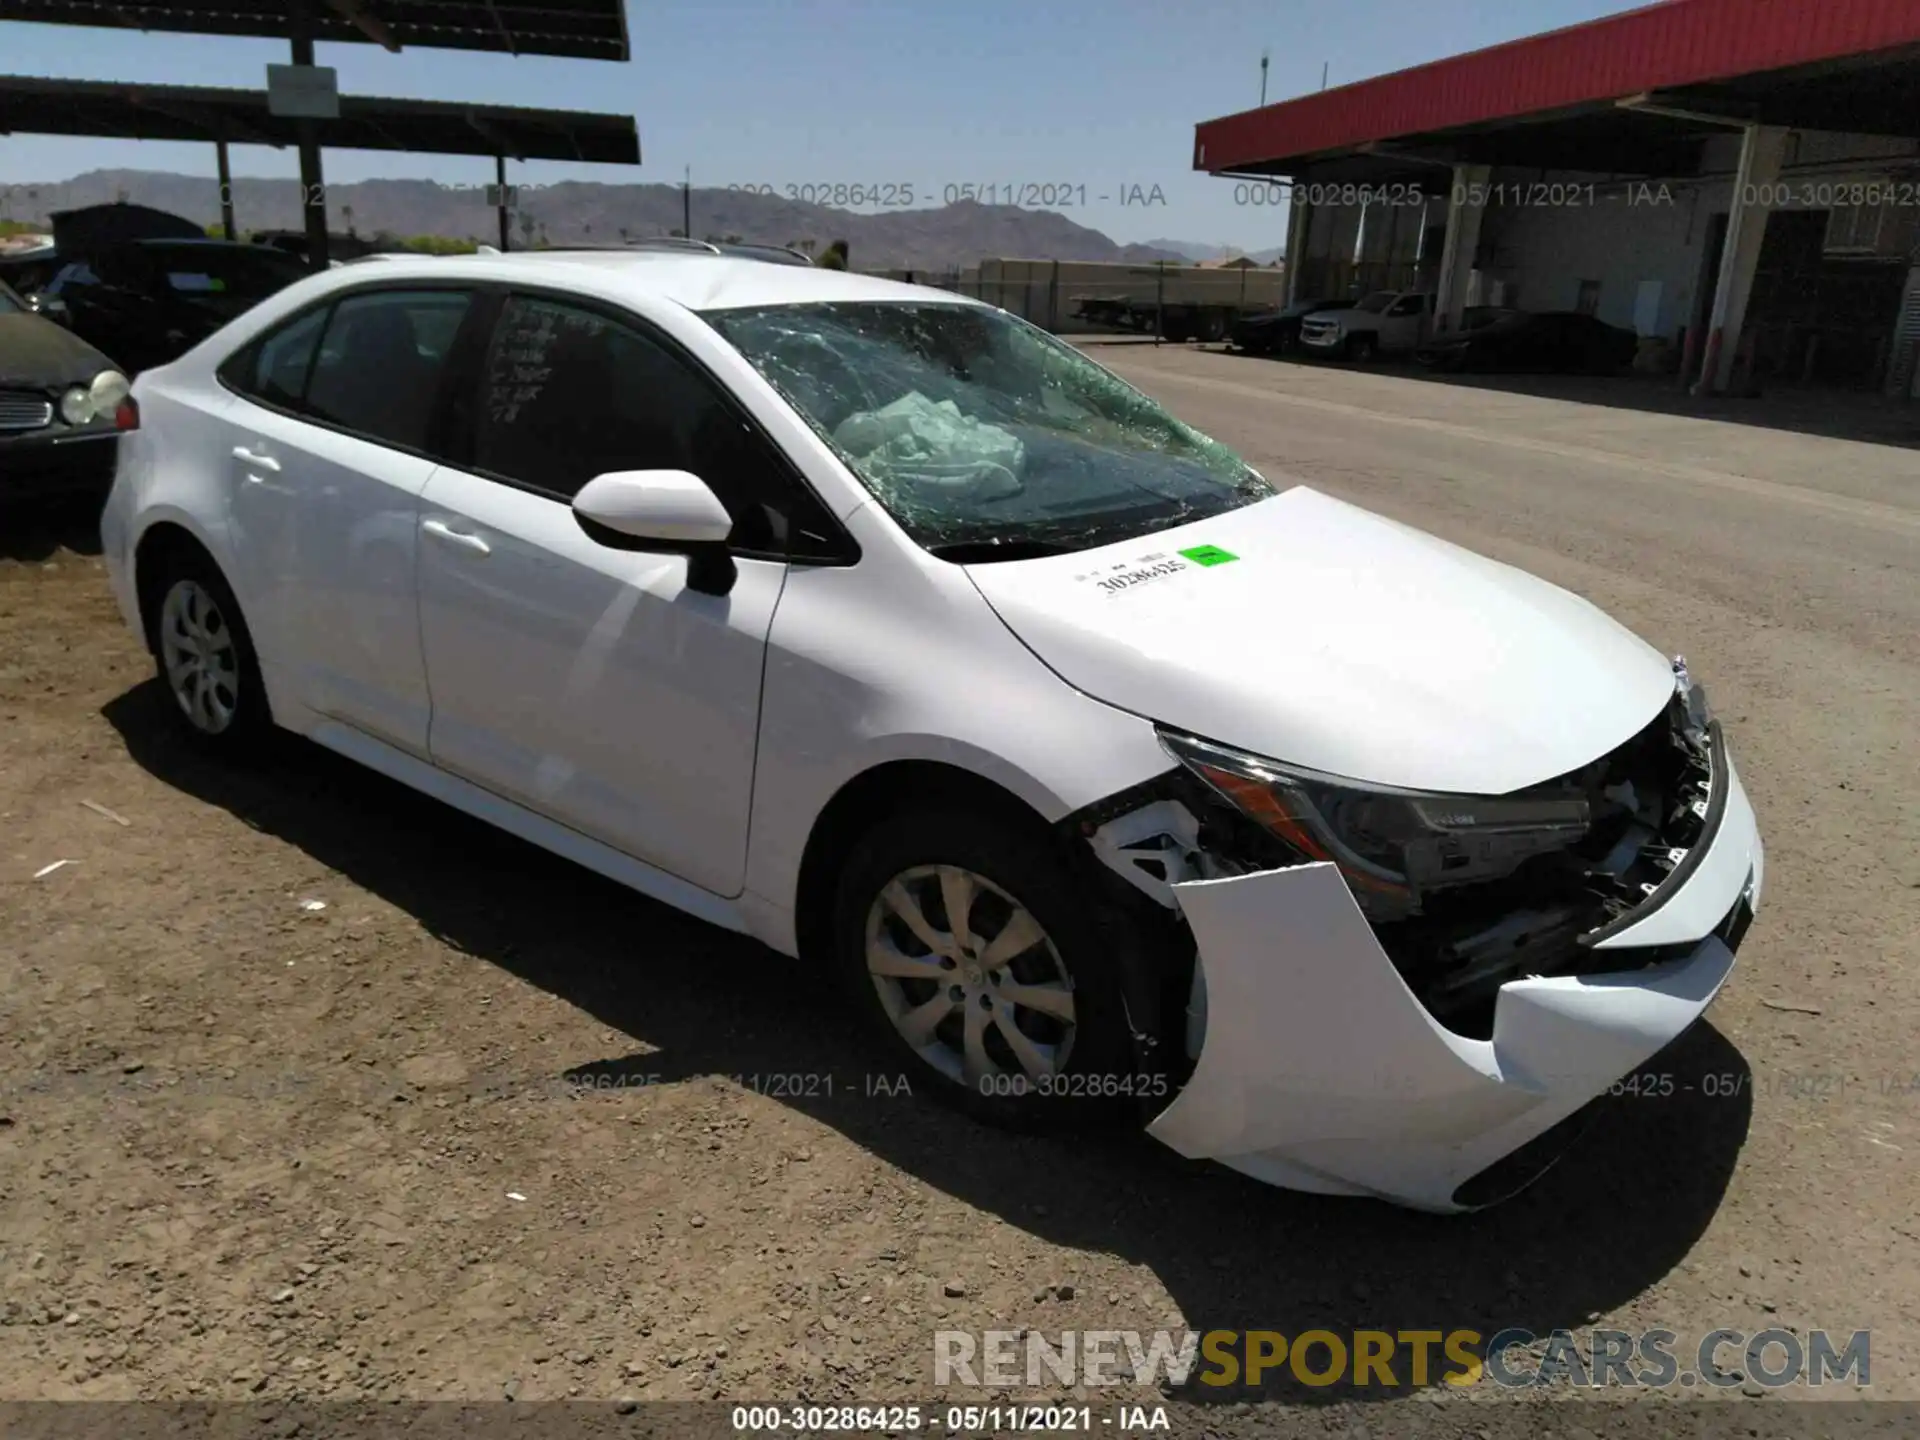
[0,170,1285,272]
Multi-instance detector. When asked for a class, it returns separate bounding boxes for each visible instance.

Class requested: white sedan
[99,251,1763,1211]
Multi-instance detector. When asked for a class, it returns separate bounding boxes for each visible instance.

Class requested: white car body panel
[307,717,750,934]
[742,504,1176,951]
[415,463,784,898]
[964,486,1677,795]
[98,251,1767,1213]
[227,403,438,754]
[1148,761,1758,1211]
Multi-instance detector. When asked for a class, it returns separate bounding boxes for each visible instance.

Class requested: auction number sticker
[1074,544,1239,596]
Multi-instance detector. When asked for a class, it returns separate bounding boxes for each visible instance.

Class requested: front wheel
[831,810,1139,1130]
[1346,334,1378,363]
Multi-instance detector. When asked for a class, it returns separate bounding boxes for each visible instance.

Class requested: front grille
[1377,698,1721,1036]
[0,390,54,432]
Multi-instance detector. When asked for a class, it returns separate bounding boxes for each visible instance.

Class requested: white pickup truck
[1298,289,1436,361]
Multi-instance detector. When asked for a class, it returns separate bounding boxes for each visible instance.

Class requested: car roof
[313,250,981,313]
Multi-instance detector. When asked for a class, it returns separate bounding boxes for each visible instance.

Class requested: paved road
[1098,343,1920,1387]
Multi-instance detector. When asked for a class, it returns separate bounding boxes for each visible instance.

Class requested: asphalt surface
[1,349,1915,1430]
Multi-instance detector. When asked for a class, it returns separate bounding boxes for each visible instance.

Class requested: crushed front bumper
[1145,755,1763,1212]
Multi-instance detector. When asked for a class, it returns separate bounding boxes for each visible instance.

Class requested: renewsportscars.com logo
[933,1327,1871,1391]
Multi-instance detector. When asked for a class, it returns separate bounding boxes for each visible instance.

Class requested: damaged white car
[100,253,1763,1211]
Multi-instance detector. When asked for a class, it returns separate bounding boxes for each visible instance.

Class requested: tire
[145,547,271,753]
[830,808,1140,1132]
[1347,334,1378,364]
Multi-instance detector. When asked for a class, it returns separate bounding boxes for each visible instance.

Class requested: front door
[416,292,800,897]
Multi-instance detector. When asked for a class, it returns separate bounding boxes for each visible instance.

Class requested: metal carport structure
[0,0,632,264]
[0,74,640,249]
[0,1,628,59]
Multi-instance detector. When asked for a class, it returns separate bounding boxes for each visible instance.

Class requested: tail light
[114,397,140,431]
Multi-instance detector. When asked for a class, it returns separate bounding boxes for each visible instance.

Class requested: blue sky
[0,0,1646,250]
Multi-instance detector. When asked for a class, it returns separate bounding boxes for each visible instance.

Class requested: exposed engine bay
[1071,668,1722,1041]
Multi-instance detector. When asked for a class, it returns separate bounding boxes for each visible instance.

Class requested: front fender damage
[1144,860,1739,1211]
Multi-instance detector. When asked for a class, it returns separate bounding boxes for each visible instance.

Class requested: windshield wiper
[925,538,1078,564]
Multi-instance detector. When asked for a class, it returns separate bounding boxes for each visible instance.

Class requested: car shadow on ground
[0,490,106,562]
[105,681,1753,1403]
[1200,345,1920,451]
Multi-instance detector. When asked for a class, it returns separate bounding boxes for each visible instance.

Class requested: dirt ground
[2,353,1917,1430]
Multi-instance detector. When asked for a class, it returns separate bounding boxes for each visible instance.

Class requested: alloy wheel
[864,863,1077,1088]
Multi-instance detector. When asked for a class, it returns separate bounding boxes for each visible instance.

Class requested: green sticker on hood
[1178,544,1239,567]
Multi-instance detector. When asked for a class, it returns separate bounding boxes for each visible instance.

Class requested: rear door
[220,284,478,754]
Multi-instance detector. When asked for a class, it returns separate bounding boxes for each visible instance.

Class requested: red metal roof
[1195,0,1920,173]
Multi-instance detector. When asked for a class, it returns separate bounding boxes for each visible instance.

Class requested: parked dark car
[1414,309,1640,374]
[1228,295,1356,355]
[0,277,131,499]
[30,238,311,374]
[0,237,63,296]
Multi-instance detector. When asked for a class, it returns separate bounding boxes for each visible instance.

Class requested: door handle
[231,445,280,474]
[421,518,492,556]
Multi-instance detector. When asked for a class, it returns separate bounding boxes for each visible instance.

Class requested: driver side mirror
[572,469,738,596]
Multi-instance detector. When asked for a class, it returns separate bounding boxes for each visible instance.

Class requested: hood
[962,486,1677,795]
[0,312,117,388]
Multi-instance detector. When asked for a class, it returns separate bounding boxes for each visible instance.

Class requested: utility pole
[1320,61,1329,91]
[1259,49,1269,106]
[289,0,329,270]
[496,154,510,251]
[682,165,691,239]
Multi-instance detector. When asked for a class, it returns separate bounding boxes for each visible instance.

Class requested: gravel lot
[2,350,1916,1427]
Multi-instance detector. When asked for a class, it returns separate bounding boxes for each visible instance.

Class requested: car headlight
[1158,729,1594,921]
[59,385,94,426]
[89,368,131,416]
[58,370,130,427]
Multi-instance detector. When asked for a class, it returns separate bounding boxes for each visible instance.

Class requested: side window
[224,305,330,411]
[304,289,473,453]
[472,295,813,554]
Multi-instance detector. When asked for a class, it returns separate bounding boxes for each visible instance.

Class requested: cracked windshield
[703,302,1275,558]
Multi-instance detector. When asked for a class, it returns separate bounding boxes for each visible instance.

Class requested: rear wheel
[147,550,270,752]
[831,809,1137,1130]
